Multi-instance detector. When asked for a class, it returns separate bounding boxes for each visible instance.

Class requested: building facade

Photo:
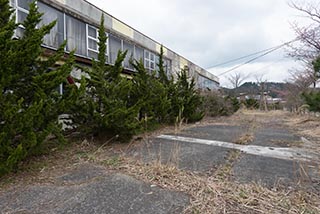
[10,0,219,90]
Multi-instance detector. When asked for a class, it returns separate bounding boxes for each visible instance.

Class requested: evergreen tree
[0,0,75,175]
[312,56,320,88]
[170,68,204,123]
[131,59,170,125]
[157,45,170,85]
[71,15,141,141]
[302,92,320,112]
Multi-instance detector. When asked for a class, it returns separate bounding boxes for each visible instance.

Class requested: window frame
[86,24,109,58]
[37,1,65,49]
[144,50,156,71]
[108,33,122,65]
[86,24,99,53]
[122,40,135,70]
[15,0,31,28]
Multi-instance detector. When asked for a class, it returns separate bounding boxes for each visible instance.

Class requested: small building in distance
[10,0,219,90]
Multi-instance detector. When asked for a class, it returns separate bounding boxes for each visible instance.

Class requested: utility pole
[259,82,268,111]
[255,74,268,111]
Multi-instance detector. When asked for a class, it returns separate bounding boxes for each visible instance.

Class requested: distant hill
[222,82,288,98]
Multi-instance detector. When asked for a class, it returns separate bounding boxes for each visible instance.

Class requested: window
[109,34,122,64]
[86,25,109,60]
[134,45,144,63]
[87,25,98,59]
[15,0,33,37]
[16,0,32,22]
[66,15,87,56]
[38,2,64,48]
[144,50,155,70]
[17,0,31,10]
[164,59,172,76]
[155,55,160,71]
[123,41,134,70]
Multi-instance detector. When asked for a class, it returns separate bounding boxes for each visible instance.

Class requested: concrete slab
[172,125,247,143]
[56,164,105,184]
[129,138,232,173]
[0,166,189,214]
[253,128,302,148]
[232,154,319,190]
[156,135,315,162]
[232,154,301,187]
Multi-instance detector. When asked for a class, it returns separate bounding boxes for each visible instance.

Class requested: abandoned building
[10,0,219,90]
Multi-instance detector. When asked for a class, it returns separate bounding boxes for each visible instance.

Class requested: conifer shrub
[169,68,204,123]
[0,0,75,175]
[302,91,320,112]
[68,16,141,141]
[201,92,240,116]
[131,60,171,127]
[244,98,259,109]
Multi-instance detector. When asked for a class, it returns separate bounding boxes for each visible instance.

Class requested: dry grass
[285,115,320,139]
[95,154,320,214]
[1,110,319,213]
[4,142,317,214]
[234,133,254,145]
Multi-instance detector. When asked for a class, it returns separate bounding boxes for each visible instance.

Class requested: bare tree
[288,1,320,59]
[284,68,314,111]
[288,1,320,86]
[228,72,249,89]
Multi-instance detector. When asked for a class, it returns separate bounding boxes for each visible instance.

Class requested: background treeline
[0,1,238,176]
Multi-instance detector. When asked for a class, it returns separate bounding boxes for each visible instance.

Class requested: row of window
[197,75,219,90]
[11,0,171,73]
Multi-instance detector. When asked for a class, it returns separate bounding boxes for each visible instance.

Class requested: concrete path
[1,111,319,213]
[0,164,188,214]
[129,123,320,189]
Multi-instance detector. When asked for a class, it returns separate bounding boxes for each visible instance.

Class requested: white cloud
[87,0,317,85]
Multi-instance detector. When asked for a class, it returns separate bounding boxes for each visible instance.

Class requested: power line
[216,38,299,76]
[217,46,283,76]
[208,46,283,68]
[253,57,286,73]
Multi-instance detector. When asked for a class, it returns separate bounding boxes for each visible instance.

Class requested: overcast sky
[87,0,317,87]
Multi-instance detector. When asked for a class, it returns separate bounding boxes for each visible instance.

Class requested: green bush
[201,92,239,117]
[0,0,75,175]
[302,91,320,112]
[131,59,171,127]
[169,68,204,123]
[244,98,259,109]
[68,16,141,141]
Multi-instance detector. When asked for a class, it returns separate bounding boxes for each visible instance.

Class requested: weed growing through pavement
[233,133,254,145]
